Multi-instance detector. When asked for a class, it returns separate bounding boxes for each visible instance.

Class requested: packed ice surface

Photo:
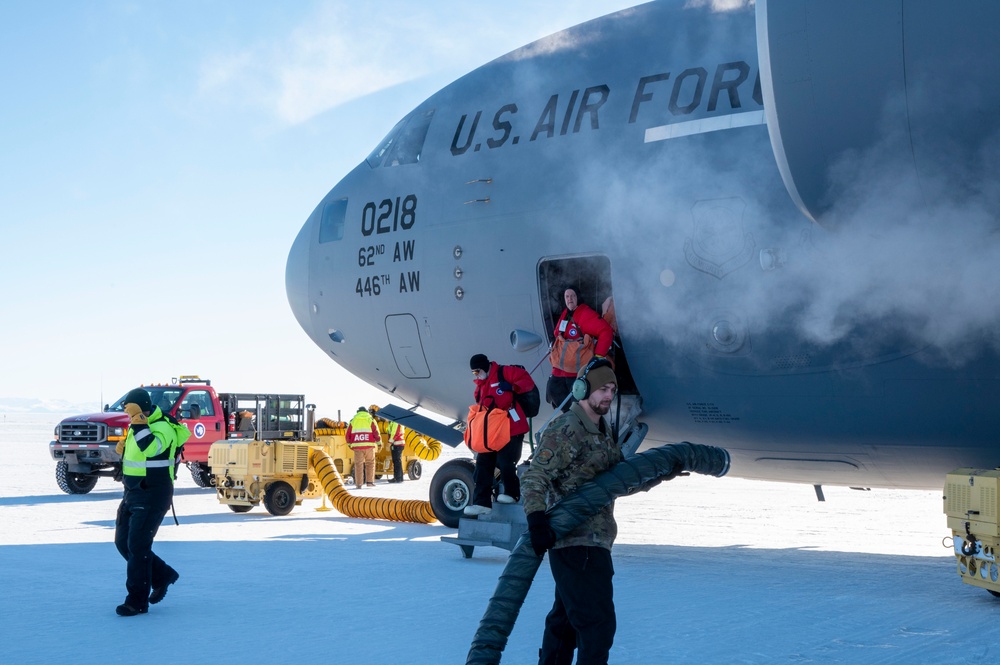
[2,413,997,663]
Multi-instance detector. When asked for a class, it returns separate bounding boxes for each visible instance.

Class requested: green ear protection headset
[571,357,613,401]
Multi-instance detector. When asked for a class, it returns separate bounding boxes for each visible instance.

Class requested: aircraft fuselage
[287,1,1000,490]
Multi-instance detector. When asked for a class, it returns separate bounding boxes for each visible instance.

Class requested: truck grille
[58,423,106,444]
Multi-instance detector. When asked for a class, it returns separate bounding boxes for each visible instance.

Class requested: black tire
[429,458,476,528]
[989,590,1000,598]
[228,504,253,513]
[55,461,98,495]
[189,463,215,488]
[263,481,296,516]
[407,459,423,480]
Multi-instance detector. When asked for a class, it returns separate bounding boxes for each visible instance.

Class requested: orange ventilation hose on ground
[310,448,437,524]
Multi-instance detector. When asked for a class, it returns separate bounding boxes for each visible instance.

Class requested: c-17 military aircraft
[285,0,1000,522]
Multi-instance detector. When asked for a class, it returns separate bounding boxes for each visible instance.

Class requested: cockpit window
[366,108,435,168]
[367,117,406,168]
[319,197,347,243]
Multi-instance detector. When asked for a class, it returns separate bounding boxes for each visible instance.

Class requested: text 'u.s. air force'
[449,61,762,156]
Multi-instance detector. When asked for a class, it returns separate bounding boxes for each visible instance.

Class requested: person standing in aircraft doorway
[346,407,379,489]
[547,286,614,411]
[464,353,536,516]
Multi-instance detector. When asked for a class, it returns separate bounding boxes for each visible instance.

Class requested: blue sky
[0,1,636,414]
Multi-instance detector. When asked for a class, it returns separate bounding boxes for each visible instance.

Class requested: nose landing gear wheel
[429,459,475,528]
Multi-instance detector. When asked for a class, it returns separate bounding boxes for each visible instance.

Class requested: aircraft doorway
[537,255,638,396]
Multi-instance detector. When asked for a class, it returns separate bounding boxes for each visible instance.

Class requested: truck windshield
[109,387,183,413]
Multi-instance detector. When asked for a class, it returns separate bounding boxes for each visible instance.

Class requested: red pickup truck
[49,376,307,494]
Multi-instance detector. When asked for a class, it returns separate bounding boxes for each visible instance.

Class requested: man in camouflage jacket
[521,361,622,664]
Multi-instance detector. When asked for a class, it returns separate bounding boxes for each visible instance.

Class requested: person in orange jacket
[464,354,536,516]
[547,286,614,411]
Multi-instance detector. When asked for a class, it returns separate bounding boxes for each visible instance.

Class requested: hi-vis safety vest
[347,411,378,448]
[122,408,191,482]
[387,421,405,446]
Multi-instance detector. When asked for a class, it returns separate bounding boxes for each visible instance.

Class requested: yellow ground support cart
[944,468,1000,597]
[209,409,441,516]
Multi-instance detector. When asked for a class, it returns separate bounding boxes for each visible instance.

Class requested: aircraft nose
[285,220,312,334]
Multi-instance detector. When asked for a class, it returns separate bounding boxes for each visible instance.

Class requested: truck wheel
[227,504,252,513]
[407,460,423,480]
[189,464,215,488]
[55,461,98,495]
[263,481,296,516]
[429,458,476,529]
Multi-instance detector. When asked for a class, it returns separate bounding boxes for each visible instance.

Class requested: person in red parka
[547,286,614,411]
[464,353,537,516]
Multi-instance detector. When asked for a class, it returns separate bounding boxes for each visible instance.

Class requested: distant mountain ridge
[0,397,101,414]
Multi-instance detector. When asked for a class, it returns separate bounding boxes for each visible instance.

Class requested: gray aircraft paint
[286,1,1000,490]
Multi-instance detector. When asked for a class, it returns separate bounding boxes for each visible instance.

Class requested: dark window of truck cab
[319,197,347,243]
[180,390,215,417]
[366,108,435,168]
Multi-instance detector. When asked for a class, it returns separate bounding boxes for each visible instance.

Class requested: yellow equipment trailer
[209,439,324,515]
[209,409,442,517]
[944,468,1000,597]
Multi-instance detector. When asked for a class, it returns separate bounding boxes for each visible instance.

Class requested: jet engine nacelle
[758,0,1000,227]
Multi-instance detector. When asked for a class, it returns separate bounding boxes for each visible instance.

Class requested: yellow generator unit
[314,414,438,484]
[209,439,325,516]
[944,468,1000,597]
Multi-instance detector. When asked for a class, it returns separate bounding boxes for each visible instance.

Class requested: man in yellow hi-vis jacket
[113,387,190,616]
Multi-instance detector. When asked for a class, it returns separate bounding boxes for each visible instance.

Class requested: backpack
[499,364,541,418]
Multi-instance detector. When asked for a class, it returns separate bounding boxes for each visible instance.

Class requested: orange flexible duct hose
[372,414,442,461]
[402,429,441,461]
[310,448,437,524]
[314,418,345,437]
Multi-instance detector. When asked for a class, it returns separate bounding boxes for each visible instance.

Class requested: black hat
[469,354,490,373]
[123,388,152,413]
[357,406,368,412]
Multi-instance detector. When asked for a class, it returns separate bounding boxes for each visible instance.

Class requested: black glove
[498,381,512,393]
[526,511,556,556]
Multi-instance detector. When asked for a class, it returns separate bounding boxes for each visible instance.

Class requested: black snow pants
[539,545,616,665]
[472,433,524,507]
[114,479,174,609]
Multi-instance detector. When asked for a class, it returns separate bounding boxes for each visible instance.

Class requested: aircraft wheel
[227,504,252,513]
[56,461,98,494]
[989,590,1000,598]
[263,481,296,516]
[407,460,423,480]
[429,458,476,529]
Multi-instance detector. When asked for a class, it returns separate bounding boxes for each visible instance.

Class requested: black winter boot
[149,569,179,605]
[116,602,148,616]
